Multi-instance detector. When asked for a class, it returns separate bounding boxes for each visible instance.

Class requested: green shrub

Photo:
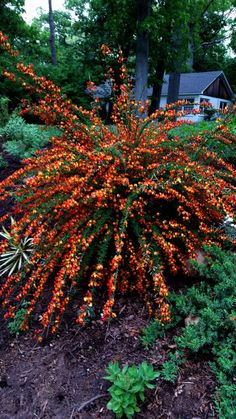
[161,351,184,383]
[140,312,181,350]
[161,247,236,417]
[141,246,236,415]
[169,119,236,162]
[8,302,29,336]
[213,382,236,419]
[169,120,216,139]
[140,320,167,350]
[104,362,160,418]
[1,115,61,159]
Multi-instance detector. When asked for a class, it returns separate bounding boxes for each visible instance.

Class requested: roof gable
[203,74,233,100]
[160,71,234,99]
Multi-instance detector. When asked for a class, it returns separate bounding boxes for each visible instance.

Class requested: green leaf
[125,406,135,415]
[145,382,155,389]
[130,383,143,393]
[139,392,145,402]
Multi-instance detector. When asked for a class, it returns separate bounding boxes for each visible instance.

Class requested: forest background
[0,0,235,115]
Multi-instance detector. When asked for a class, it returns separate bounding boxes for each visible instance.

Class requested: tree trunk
[186,23,194,70]
[167,72,181,104]
[167,19,185,105]
[48,0,57,66]
[148,63,165,115]
[134,0,151,104]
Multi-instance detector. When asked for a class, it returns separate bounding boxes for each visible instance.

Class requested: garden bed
[0,132,227,419]
[0,154,217,417]
[0,297,216,419]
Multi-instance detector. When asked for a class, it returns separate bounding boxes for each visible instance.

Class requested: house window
[220,101,227,109]
[200,97,211,112]
[184,98,194,112]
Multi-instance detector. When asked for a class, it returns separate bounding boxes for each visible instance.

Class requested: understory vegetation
[0,115,61,160]
[140,246,236,418]
[0,33,235,418]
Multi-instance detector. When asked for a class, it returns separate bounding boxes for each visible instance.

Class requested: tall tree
[149,0,235,113]
[135,0,151,104]
[18,0,234,111]
[148,0,189,113]
[0,0,27,40]
[0,0,32,107]
[48,0,57,65]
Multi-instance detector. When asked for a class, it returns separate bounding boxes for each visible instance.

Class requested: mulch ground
[0,138,217,419]
[0,299,216,419]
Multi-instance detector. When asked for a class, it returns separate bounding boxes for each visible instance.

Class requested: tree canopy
[0,0,235,110]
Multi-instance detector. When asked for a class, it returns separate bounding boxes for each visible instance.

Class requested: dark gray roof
[163,71,223,95]
[147,71,234,97]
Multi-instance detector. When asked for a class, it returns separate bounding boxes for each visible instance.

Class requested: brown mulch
[0,139,217,419]
[0,299,216,419]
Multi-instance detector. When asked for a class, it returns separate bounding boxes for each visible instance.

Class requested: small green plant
[161,359,178,383]
[140,320,167,349]
[0,217,34,276]
[140,317,178,350]
[104,362,160,418]
[161,351,184,383]
[140,302,182,350]
[8,302,29,336]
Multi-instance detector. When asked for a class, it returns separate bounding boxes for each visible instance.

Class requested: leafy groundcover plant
[0,32,235,339]
[174,246,236,418]
[141,246,236,418]
[1,115,61,160]
[105,362,159,418]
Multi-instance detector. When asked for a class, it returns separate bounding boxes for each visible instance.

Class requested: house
[149,71,235,121]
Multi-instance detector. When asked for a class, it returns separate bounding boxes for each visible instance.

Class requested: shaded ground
[0,135,23,182]
[0,140,217,418]
[0,299,216,419]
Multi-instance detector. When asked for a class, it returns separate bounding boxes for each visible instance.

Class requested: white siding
[160,96,167,108]
[159,93,232,122]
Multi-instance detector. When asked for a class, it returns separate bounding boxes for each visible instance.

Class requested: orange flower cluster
[0,34,235,338]
[0,32,18,57]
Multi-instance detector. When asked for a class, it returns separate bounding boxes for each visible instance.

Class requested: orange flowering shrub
[0,33,236,338]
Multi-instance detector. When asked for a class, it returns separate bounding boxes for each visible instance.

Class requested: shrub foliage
[169,246,236,417]
[0,33,235,337]
[140,246,236,416]
[1,115,60,160]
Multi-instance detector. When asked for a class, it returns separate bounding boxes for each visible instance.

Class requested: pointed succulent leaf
[8,259,19,276]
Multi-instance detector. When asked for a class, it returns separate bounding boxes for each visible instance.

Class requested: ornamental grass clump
[0,33,235,338]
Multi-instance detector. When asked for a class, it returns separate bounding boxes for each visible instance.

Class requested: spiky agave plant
[0,218,34,277]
